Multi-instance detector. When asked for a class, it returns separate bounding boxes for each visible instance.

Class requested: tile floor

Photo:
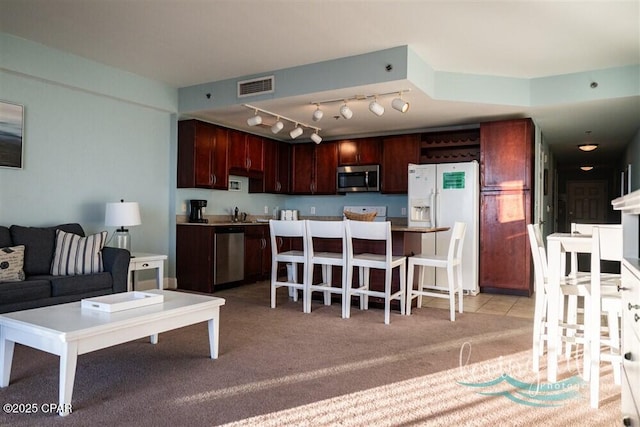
[421,291,536,319]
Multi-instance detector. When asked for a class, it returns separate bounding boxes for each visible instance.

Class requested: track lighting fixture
[289,125,303,139]
[368,98,385,116]
[271,119,284,134]
[340,103,353,120]
[391,93,410,113]
[312,105,323,122]
[310,88,410,121]
[247,111,262,126]
[310,131,322,144]
[243,104,321,142]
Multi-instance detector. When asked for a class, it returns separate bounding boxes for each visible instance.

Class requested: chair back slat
[344,220,392,263]
[447,222,467,262]
[306,220,346,258]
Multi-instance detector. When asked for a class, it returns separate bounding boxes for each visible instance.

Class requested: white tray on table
[81,291,164,312]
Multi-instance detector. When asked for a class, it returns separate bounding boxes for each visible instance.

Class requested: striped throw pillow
[51,229,107,276]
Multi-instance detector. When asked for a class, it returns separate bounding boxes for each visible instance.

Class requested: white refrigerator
[408,161,479,294]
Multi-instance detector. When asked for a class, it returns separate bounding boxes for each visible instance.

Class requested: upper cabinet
[228,130,264,177]
[380,134,420,194]
[260,138,290,194]
[291,142,338,195]
[338,137,381,166]
[480,118,534,191]
[177,119,228,190]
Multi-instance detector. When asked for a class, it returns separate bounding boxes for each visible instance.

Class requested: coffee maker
[189,199,208,223]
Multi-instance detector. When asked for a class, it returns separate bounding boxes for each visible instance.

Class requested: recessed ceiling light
[580,166,594,171]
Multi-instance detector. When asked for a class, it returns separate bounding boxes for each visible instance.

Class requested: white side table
[128,253,168,291]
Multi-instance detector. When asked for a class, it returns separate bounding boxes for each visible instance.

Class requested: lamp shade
[105,201,141,228]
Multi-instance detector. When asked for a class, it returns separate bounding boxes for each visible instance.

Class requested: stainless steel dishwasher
[214,227,244,285]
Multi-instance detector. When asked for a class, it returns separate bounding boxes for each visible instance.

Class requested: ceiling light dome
[578,144,598,152]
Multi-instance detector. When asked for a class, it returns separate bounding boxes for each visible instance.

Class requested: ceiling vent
[237,76,275,98]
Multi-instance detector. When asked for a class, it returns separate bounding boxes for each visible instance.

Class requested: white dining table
[545,232,593,383]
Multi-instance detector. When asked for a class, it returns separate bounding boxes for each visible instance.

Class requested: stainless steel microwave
[336,165,380,193]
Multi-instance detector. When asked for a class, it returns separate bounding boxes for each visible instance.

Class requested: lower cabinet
[479,190,532,295]
[244,225,271,282]
[176,225,215,293]
[176,224,271,292]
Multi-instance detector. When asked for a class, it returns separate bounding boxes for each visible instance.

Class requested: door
[566,180,608,230]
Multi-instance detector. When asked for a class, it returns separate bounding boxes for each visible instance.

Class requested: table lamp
[105,199,141,251]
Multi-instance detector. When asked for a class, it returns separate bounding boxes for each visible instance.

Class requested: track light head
[391,96,409,113]
[310,132,322,144]
[289,125,303,139]
[247,111,263,126]
[312,105,323,122]
[271,119,284,134]
[340,103,353,120]
[368,99,385,116]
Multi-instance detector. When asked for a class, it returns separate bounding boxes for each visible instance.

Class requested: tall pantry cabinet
[479,118,534,295]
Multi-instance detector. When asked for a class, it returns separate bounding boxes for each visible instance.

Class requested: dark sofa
[0,223,130,314]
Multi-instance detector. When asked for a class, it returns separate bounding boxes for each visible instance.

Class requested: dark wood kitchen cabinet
[479,189,532,294]
[244,225,271,282]
[228,129,264,177]
[177,120,228,189]
[338,137,381,166]
[176,224,215,293]
[480,118,533,191]
[479,118,534,295]
[380,134,420,194]
[290,142,338,194]
[261,138,290,194]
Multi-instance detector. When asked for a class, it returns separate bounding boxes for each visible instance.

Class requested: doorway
[565,180,608,230]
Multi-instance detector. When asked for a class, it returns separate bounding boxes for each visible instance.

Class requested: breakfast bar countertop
[390,226,449,233]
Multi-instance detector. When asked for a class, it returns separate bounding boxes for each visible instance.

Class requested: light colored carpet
[0,282,620,426]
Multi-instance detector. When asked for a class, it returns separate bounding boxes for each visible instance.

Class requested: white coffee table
[0,290,225,416]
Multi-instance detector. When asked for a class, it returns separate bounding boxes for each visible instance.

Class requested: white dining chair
[527,223,550,372]
[305,220,348,316]
[268,220,310,313]
[406,222,466,321]
[527,223,592,375]
[565,223,622,358]
[344,219,406,325]
[588,225,623,409]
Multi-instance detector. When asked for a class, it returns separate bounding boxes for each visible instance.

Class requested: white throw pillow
[51,230,107,276]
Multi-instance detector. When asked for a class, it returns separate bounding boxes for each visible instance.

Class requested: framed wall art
[0,100,24,169]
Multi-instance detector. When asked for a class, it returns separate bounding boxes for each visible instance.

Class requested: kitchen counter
[177,219,449,233]
[178,221,270,226]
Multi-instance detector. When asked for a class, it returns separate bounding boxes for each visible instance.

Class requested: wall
[623,128,640,192]
[0,34,177,273]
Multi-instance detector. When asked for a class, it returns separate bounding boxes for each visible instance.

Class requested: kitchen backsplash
[175,176,409,220]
